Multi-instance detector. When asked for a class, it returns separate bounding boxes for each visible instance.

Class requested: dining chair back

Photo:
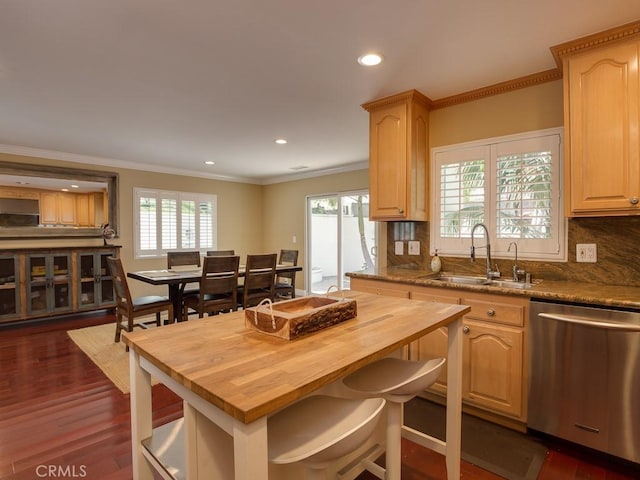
[106,257,174,344]
[167,251,201,269]
[239,253,277,309]
[206,250,235,256]
[167,250,202,298]
[275,249,299,300]
[183,255,240,321]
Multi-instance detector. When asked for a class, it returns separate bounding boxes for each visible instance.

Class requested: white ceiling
[1,1,640,184]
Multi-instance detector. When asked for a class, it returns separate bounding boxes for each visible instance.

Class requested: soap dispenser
[430,249,442,273]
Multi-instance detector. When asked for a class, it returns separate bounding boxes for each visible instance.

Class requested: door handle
[538,313,640,331]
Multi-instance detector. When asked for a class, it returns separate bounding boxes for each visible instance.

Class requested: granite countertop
[347,267,640,310]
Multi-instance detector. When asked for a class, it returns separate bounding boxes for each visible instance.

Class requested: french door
[306,191,376,294]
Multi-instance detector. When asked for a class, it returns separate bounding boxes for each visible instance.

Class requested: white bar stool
[342,357,446,480]
[268,395,386,480]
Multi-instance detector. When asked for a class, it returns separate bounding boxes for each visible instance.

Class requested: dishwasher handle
[538,312,640,332]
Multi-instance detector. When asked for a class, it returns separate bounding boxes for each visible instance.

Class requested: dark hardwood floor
[1,312,639,479]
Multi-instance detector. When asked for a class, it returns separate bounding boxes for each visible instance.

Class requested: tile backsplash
[386,217,640,287]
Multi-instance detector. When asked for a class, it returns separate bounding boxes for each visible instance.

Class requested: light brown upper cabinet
[553,22,640,216]
[362,90,430,221]
[40,192,77,225]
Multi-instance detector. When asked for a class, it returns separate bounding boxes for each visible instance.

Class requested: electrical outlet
[394,241,404,255]
[408,240,421,255]
[576,243,597,263]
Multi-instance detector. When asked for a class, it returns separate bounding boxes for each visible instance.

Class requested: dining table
[128,263,303,323]
[122,290,470,480]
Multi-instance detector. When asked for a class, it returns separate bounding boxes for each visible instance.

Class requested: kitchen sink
[431,274,534,289]
[433,275,491,285]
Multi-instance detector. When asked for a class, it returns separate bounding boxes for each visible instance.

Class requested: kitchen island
[123,290,470,480]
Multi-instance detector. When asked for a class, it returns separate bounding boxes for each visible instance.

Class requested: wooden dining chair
[106,257,174,343]
[274,249,299,301]
[167,251,201,269]
[238,253,277,309]
[206,250,235,256]
[182,255,240,321]
[167,250,201,296]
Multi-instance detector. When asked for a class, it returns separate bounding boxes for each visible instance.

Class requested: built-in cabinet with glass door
[77,251,115,309]
[0,255,20,321]
[0,246,120,324]
[26,252,72,316]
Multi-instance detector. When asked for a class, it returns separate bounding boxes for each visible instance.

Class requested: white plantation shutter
[431,128,565,261]
[161,197,177,250]
[135,189,217,258]
[199,200,215,249]
[138,196,157,251]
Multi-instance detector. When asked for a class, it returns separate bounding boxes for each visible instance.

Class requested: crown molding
[361,89,432,112]
[550,19,640,69]
[430,68,562,110]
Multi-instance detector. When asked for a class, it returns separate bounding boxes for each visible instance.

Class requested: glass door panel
[307,191,376,294]
[0,256,19,320]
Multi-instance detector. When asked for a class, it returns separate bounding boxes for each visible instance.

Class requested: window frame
[430,127,566,262]
[133,188,217,259]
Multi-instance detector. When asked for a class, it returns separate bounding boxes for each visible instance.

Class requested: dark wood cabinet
[0,246,120,324]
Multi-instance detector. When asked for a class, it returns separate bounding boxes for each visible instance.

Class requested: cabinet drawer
[461,297,524,327]
[410,286,460,304]
[349,278,410,298]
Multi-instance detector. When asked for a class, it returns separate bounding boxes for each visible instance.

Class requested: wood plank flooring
[1,312,639,479]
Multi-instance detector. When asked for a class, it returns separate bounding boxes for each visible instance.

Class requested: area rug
[404,397,547,480]
[67,322,158,394]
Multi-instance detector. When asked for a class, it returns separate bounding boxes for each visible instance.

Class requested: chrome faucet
[470,223,500,280]
[508,241,526,282]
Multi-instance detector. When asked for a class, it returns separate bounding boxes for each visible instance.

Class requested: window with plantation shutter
[431,128,566,261]
[134,188,217,258]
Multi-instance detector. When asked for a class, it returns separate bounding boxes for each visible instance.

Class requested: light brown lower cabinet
[349,278,529,428]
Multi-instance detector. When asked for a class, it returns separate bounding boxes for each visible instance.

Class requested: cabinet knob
[398,208,404,214]
[630,197,639,205]
[462,326,470,334]
[487,309,496,317]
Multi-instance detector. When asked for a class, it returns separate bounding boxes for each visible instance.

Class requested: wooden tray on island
[244,295,357,340]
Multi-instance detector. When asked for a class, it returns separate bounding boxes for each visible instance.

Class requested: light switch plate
[408,240,420,255]
[394,241,404,255]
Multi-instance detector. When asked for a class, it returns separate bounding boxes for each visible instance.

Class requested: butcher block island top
[123,290,469,424]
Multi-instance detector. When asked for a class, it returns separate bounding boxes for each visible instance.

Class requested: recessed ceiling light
[204,161,215,165]
[61,188,69,192]
[274,138,287,145]
[357,53,383,66]
[70,184,79,188]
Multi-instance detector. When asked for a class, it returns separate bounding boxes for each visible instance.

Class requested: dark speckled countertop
[347,267,640,310]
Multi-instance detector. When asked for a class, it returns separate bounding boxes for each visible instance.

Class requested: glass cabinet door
[0,256,20,321]
[99,253,115,304]
[78,252,116,309]
[51,254,71,312]
[27,253,71,315]
[78,253,97,308]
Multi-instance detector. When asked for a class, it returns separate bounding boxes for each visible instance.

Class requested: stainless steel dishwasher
[528,299,640,463]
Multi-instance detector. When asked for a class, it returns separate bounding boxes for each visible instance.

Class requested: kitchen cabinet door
[563,38,640,215]
[462,319,524,418]
[363,90,429,221]
[40,192,77,225]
